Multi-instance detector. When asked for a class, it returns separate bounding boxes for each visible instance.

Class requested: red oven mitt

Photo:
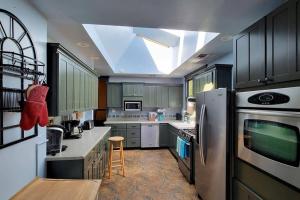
[20,84,49,130]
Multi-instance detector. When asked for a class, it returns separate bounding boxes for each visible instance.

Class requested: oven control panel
[248,92,290,105]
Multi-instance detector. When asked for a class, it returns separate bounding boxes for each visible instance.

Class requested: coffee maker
[61,120,83,139]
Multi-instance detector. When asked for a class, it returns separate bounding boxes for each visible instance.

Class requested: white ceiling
[28,0,285,77]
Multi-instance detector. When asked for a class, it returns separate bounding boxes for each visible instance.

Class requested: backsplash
[107,108,181,120]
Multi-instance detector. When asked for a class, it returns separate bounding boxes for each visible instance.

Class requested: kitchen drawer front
[107,124,126,129]
[126,123,141,129]
[111,129,126,138]
[127,138,141,147]
[126,128,141,138]
[84,149,96,169]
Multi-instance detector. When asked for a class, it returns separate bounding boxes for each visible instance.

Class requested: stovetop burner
[178,129,196,141]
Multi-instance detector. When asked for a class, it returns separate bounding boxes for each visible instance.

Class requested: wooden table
[11,178,101,200]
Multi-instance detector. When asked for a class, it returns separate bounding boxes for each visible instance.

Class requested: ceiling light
[90,56,99,60]
[220,35,233,42]
[76,42,90,48]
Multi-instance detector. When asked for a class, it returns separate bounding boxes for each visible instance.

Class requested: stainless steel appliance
[46,126,67,155]
[178,128,195,184]
[141,124,159,147]
[83,120,94,130]
[237,87,300,189]
[195,88,231,200]
[61,120,82,139]
[124,101,142,111]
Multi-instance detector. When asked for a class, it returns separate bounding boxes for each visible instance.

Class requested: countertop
[46,127,111,161]
[11,178,101,200]
[104,119,195,130]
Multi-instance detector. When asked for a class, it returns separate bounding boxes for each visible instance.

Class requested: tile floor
[98,149,199,200]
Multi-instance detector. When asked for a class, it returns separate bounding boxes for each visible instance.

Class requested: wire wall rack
[0,9,46,149]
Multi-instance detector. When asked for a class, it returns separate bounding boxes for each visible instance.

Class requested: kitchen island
[46,127,111,179]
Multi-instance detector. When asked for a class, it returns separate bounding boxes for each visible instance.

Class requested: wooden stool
[108,136,125,179]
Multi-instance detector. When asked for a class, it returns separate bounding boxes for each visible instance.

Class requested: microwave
[124,101,142,111]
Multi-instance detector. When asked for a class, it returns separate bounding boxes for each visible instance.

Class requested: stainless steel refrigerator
[195,88,231,200]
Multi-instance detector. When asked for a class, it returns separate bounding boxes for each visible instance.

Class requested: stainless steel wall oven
[236,87,300,189]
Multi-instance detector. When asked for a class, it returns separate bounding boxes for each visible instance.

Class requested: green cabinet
[159,124,169,147]
[143,85,157,107]
[123,83,144,96]
[168,86,183,108]
[107,83,122,108]
[156,86,169,108]
[47,43,98,116]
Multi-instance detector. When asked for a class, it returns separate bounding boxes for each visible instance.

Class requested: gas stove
[178,128,196,141]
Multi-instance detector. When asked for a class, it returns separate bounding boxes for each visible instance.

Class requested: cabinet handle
[257,79,267,84]
[265,77,274,82]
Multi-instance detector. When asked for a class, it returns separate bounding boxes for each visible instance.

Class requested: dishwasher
[141,124,159,148]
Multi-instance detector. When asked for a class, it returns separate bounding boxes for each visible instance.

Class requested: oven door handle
[200,104,206,166]
[237,109,300,118]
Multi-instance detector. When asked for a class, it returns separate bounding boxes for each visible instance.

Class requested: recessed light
[220,35,233,42]
[76,42,90,48]
[90,56,99,60]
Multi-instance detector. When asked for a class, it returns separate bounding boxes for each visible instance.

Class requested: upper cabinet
[187,64,232,96]
[123,83,144,97]
[47,43,99,116]
[143,85,157,108]
[107,83,122,108]
[168,86,183,108]
[234,1,300,89]
[234,19,266,88]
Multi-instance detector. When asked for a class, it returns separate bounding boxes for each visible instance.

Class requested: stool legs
[108,140,125,179]
[109,142,113,179]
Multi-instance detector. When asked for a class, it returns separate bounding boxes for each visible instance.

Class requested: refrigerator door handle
[200,104,206,166]
[198,105,204,164]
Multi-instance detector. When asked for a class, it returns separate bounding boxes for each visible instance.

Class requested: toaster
[83,120,94,130]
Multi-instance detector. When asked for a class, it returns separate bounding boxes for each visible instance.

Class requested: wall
[207,52,233,66]
[0,1,47,199]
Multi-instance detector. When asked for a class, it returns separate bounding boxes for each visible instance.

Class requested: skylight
[83,24,219,75]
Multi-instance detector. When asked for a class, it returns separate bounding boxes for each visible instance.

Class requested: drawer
[127,138,141,147]
[111,129,126,138]
[126,128,141,138]
[107,124,126,129]
[126,123,141,129]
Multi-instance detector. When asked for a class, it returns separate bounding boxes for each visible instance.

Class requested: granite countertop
[104,119,195,130]
[46,127,111,161]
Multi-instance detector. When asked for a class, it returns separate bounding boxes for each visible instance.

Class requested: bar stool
[108,136,125,179]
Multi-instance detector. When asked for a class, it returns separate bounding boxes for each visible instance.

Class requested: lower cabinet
[233,179,263,200]
[159,124,169,147]
[168,125,179,159]
[47,131,110,179]
[106,123,141,148]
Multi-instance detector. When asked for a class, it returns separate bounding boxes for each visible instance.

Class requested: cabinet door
[288,0,300,81]
[123,84,143,96]
[143,85,157,107]
[73,66,80,111]
[79,70,85,111]
[266,4,290,84]
[168,86,183,108]
[66,62,74,112]
[233,179,263,200]
[122,84,133,96]
[58,57,67,115]
[107,84,122,108]
[156,86,169,108]
[234,18,266,89]
[84,73,90,109]
[159,124,169,147]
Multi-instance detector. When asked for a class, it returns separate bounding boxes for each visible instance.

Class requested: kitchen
[0,0,300,200]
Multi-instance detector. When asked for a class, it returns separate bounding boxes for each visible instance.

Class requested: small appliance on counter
[61,120,82,139]
[148,112,157,121]
[176,113,182,120]
[157,109,165,121]
[46,126,67,155]
[83,120,94,130]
